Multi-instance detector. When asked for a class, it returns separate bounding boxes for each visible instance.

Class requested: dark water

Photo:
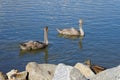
[0,0,120,73]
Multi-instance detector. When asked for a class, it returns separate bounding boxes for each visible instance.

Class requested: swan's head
[44,26,48,32]
[79,19,83,25]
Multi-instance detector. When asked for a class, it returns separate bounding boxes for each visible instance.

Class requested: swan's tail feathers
[56,28,62,33]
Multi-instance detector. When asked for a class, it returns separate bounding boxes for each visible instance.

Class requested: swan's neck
[44,28,48,45]
[79,23,84,36]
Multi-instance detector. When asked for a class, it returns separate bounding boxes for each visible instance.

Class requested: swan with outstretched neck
[56,19,84,36]
[19,26,48,51]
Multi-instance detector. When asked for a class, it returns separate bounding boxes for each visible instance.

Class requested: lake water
[0,0,120,73]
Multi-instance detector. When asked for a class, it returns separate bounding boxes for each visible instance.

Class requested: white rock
[52,63,87,80]
[90,65,120,80]
[26,62,57,80]
[6,69,18,80]
[74,63,95,79]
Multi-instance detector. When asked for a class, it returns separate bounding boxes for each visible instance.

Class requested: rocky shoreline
[0,61,120,80]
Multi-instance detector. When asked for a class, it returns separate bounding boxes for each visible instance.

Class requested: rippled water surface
[0,0,120,73]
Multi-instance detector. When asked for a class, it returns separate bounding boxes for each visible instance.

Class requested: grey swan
[19,26,48,51]
[56,19,84,36]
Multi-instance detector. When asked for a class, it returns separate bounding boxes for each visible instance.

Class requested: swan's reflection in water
[78,36,84,49]
[58,34,84,49]
[19,47,48,63]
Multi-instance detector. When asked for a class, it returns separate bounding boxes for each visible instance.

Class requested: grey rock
[26,62,57,80]
[52,63,87,80]
[90,65,120,80]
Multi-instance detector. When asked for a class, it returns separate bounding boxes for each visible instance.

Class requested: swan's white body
[57,19,84,36]
[19,27,48,50]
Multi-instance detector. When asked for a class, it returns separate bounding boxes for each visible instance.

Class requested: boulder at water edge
[74,63,95,79]
[7,69,27,80]
[0,72,6,80]
[90,65,120,80]
[52,63,87,80]
[26,62,57,80]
